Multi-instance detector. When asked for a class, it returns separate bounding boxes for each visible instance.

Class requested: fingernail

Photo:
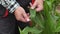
[31,7,34,9]
[27,19,30,22]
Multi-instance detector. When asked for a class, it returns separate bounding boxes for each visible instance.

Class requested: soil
[56,5,60,13]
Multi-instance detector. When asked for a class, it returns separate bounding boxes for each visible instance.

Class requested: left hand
[30,0,43,12]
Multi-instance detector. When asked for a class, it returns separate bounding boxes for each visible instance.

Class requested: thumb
[31,1,37,9]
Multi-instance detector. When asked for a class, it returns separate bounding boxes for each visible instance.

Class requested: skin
[31,0,43,12]
[14,0,43,22]
[14,7,30,22]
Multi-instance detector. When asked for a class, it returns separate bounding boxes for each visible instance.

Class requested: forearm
[0,0,20,13]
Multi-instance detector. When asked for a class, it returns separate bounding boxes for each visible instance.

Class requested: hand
[14,6,30,22]
[30,0,43,12]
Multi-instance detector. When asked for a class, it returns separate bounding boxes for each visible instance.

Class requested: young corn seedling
[19,0,60,34]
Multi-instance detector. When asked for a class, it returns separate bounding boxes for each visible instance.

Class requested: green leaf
[19,27,42,34]
[30,9,36,18]
[55,18,60,32]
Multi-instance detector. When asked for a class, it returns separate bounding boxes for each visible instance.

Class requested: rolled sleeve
[0,0,20,13]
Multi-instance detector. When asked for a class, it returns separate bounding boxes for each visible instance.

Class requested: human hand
[14,6,30,22]
[30,0,43,12]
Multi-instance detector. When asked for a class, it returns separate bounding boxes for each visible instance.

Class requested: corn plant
[19,0,60,34]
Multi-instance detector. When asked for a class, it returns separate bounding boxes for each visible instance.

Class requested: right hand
[14,6,30,22]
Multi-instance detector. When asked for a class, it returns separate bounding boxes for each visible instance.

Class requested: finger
[36,5,43,12]
[27,3,32,8]
[31,1,37,9]
[15,14,26,22]
[27,13,30,16]
[30,3,33,7]
[22,12,30,22]
[20,15,27,22]
[27,13,30,19]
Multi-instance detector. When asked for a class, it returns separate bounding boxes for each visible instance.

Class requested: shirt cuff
[7,2,20,13]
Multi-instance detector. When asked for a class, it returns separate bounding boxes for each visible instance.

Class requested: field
[19,0,60,34]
